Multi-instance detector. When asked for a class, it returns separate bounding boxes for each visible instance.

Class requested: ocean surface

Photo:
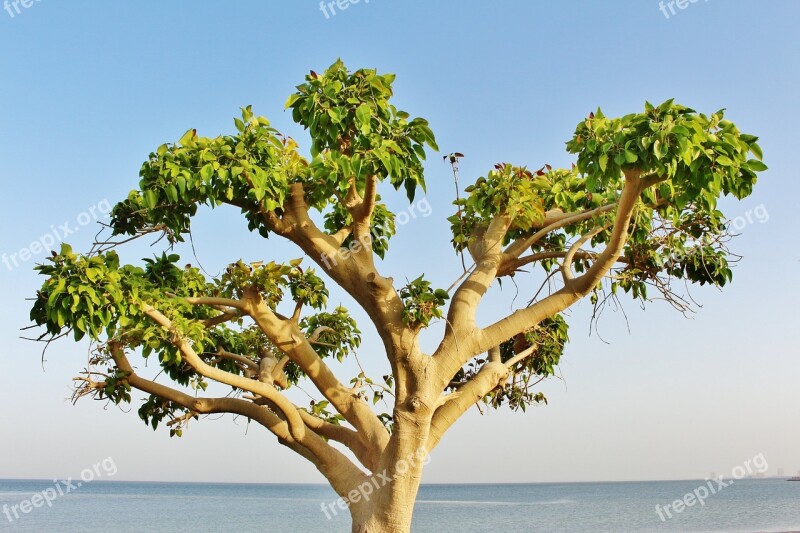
[1,478,799,532]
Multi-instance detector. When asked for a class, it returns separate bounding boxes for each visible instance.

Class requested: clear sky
[1,1,798,484]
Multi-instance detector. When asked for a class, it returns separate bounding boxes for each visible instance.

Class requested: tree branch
[184,296,248,311]
[242,295,391,456]
[202,310,242,329]
[297,409,378,472]
[561,223,612,283]
[640,172,668,189]
[140,304,310,442]
[502,342,540,370]
[427,362,508,452]
[436,173,645,383]
[107,342,365,496]
[501,203,618,261]
[261,182,415,379]
[443,215,511,337]
[214,347,259,372]
[498,249,627,278]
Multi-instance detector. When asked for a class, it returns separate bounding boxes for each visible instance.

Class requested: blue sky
[1,1,798,484]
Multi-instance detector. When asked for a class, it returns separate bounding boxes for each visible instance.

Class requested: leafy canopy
[29,60,765,428]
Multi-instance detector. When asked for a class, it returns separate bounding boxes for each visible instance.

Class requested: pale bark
[350,406,431,533]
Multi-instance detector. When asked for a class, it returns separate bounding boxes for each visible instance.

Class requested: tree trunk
[349,405,431,532]
[348,456,423,532]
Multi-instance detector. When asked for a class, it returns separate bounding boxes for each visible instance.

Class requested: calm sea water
[1,479,798,532]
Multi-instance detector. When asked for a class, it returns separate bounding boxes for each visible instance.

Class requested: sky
[0,1,798,485]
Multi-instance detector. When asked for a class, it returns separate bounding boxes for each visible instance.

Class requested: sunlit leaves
[500,314,570,378]
[287,59,437,203]
[110,106,304,243]
[305,400,345,426]
[323,199,397,258]
[566,100,766,209]
[449,164,546,252]
[398,276,449,328]
[451,315,569,412]
[31,245,127,340]
[300,306,361,362]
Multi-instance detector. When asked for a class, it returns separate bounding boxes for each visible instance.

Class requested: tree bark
[348,395,432,532]
[348,445,426,532]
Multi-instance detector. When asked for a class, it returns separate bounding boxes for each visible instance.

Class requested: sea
[1,479,798,532]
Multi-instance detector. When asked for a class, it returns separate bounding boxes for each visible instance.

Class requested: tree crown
[29,61,764,464]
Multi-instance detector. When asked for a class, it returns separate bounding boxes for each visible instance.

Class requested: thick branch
[354,174,378,225]
[566,170,644,294]
[141,304,310,443]
[561,223,611,283]
[436,174,644,383]
[297,410,378,472]
[427,362,508,452]
[243,295,390,455]
[267,183,409,370]
[502,203,617,261]
[108,343,364,496]
[444,215,511,336]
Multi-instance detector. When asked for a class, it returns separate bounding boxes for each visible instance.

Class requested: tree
[29,60,765,532]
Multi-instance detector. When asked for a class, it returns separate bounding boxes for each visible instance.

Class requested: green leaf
[144,190,158,209]
[716,155,734,167]
[165,184,178,203]
[750,142,763,160]
[284,94,301,109]
[746,159,768,172]
[200,164,214,182]
[356,104,371,127]
[653,140,664,159]
[178,129,196,146]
